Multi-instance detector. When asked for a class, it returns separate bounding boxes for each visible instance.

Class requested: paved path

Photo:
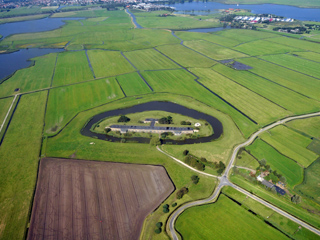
[0,95,17,134]
[162,111,320,240]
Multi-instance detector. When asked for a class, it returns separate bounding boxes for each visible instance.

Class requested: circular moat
[81,101,223,145]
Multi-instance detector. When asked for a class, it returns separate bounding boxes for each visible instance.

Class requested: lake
[166,2,320,21]
[0,48,64,82]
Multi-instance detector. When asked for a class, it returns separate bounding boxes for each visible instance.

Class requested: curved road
[164,111,320,240]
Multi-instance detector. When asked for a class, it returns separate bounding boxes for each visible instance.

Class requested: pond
[81,101,223,145]
[166,2,320,21]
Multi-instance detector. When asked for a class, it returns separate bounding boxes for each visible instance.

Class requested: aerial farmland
[0,3,320,240]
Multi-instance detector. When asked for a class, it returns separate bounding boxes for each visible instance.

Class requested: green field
[266,37,320,53]
[260,125,318,167]
[45,78,124,134]
[222,187,320,240]
[246,139,303,187]
[176,194,289,240]
[0,53,57,98]
[0,92,47,239]
[184,40,247,60]
[123,48,179,70]
[132,10,221,29]
[295,158,320,204]
[236,57,320,101]
[0,97,14,125]
[87,50,135,78]
[287,116,320,139]
[261,54,320,79]
[116,72,152,96]
[235,150,260,170]
[191,67,289,125]
[0,14,49,24]
[156,44,216,68]
[290,51,320,63]
[52,51,94,86]
[212,64,320,114]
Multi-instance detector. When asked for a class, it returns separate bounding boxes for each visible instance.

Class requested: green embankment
[176,194,289,240]
[246,139,303,187]
[0,91,47,239]
[0,97,14,125]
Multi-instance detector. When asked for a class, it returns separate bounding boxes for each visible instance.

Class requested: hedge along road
[164,111,320,240]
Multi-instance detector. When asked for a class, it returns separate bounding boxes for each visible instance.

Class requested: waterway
[0,48,64,82]
[166,2,320,21]
[81,101,223,144]
[126,9,143,29]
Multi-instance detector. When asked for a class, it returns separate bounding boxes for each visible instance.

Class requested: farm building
[109,125,194,135]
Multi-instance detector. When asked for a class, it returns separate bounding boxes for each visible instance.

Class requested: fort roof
[110,125,193,131]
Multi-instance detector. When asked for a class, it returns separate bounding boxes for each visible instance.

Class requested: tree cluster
[159,116,173,124]
[176,187,189,199]
[184,155,205,171]
[191,175,199,184]
[213,161,226,174]
[163,204,169,213]
[155,222,163,234]
[150,137,161,146]
[180,121,191,125]
[291,195,301,204]
[117,115,130,123]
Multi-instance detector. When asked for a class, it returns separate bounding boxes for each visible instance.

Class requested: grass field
[123,48,179,70]
[261,54,320,80]
[87,50,135,78]
[222,187,320,240]
[290,51,320,63]
[141,69,257,137]
[236,57,320,101]
[176,194,289,240]
[287,116,320,139]
[295,158,320,204]
[266,37,320,53]
[191,67,289,125]
[175,31,244,47]
[212,64,320,114]
[260,125,318,167]
[0,97,14,126]
[184,40,247,60]
[246,139,303,187]
[45,78,124,134]
[0,53,57,98]
[235,150,260,170]
[0,91,47,240]
[116,72,152,96]
[156,44,216,68]
[230,174,320,229]
[52,51,93,86]
[133,10,221,29]
[0,14,49,24]
[233,39,301,56]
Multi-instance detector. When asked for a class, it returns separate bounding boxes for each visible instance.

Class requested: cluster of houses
[256,171,286,195]
[130,3,174,11]
[109,118,194,136]
[234,16,294,24]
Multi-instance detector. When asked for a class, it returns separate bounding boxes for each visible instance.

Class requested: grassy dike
[0,91,47,239]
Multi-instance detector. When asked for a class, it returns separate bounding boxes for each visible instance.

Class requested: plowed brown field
[27,158,174,240]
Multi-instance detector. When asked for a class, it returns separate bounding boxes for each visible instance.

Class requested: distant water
[0,17,83,39]
[0,48,64,82]
[167,2,320,21]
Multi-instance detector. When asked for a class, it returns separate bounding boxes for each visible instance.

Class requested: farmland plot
[117,72,152,96]
[28,158,174,240]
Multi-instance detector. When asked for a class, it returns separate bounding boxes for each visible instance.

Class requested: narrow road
[0,95,17,134]
[164,111,320,240]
